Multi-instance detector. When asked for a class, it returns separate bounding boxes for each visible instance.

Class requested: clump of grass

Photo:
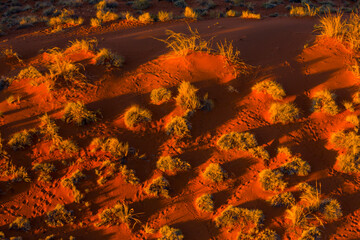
[119,165,140,185]
[312,89,339,115]
[63,101,98,126]
[336,153,360,173]
[320,198,342,220]
[17,66,42,80]
[175,81,201,111]
[353,91,360,104]
[11,166,31,183]
[62,170,86,203]
[32,163,56,182]
[297,182,322,210]
[145,176,170,198]
[202,163,227,182]
[184,7,198,19]
[158,11,173,22]
[215,205,264,229]
[45,204,75,227]
[96,9,119,23]
[226,10,238,17]
[94,48,124,68]
[124,105,152,128]
[138,12,154,24]
[196,194,214,212]
[343,101,355,112]
[277,146,292,156]
[90,18,102,27]
[66,39,97,53]
[96,202,140,228]
[90,137,129,158]
[237,228,279,240]
[159,27,211,56]
[268,192,295,207]
[156,156,191,172]
[269,102,300,124]
[248,146,270,160]
[330,130,360,155]
[48,9,83,28]
[299,227,321,240]
[217,40,247,70]
[285,205,307,227]
[150,87,172,104]
[8,129,36,150]
[165,116,191,138]
[241,10,261,19]
[290,4,318,17]
[159,225,184,240]
[132,0,150,10]
[346,115,359,131]
[217,132,257,150]
[252,80,286,100]
[9,217,31,231]
[258,169,287,192]
[280,156,311,176]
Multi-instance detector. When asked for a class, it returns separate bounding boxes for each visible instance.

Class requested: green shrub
[8,129,36,150]
[132,0,150,10]
[63,101,98,126]
[280,156,311,176]
[150,87,172,104]
[312,89,339,115]
[96,202,140,228]
[203,163,227,182]
[32,163,56,182]
[159,225,184,240]
[156,156,191,172]
[215,205,264,228]
[158,11,173,22]
[94,48,124,67]
[269,102,300,124]
[285,205,307,227]
[124,105,152,128]
[45,204,75,227]
[184,7,198,19]
[252,80,286,100]
[90,137,129,158]
[146,176,170,198]
[258,169,287,192]
[320,198,342,220]
[195,194,214,212]
[268,192,295,207]
[175,81,201,111]
[299,227,321,240]
[165,116,191,138]
[9,217,31,231]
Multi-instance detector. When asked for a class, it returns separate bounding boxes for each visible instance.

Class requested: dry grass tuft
[269,102,300,124]
[94,48,124,68]
[166,116,191,138]
[145,176,170,198]
[63,101,98,126]
[158,11,173,22]
[252,80,286,100]
[184,7,198,19]
[124,105,152,128]
[175,81,201,111]
[215,205,264,229]
[259,169,287,192]
[150,87,172,104]
[312,89,339,115]
[241,10,261,19]
[96,202,140,228]
[203,163,227,182]
[156,156,191,172]
[196,194,214,212]
[159,225,184,240]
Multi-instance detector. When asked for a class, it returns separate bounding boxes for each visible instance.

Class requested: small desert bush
[132,0,150,10]
[48,9,83,28]
[66,39,97,53]
[91,18,102,27]
[175,81,201,111]
[124,105,152,128]
[330,130,360,154]
[290,4,318,17]
[17,66,42,80]
[46,204,75,227]
[138,12,153,24]
[343,101,354,112]
[184,7,198,19]
[277,146,292,156]
[346,115,359,131]
[215,205,264,228]
[285,205,307,227]
[297,182,322,210]
[336,153,360,173]
[11,166,31,183]
[90,137,129,158]
[150,87,172,104]
[9,217,31,231]
[156,156,191,172]
[160,27,211,56]
[317,13,345,43]
[280,156,311,176]
[299,227,321,240]
[63,101,98,126]
[226,10,238,17]
[248,146,270,160]
[237,228,279,240]
[241,10,261,19]
[32,163,56,182]
[203,163,227,182]
[320,198,342,220]
[217,132,257,150]
[252,80,286,100]
[165,116,191,138]
[258,169,287,192]
[96,202,140,228]
[312,89,339,115]
[51,139,79,154]
[158,11,173,22]
[353,91,360,104]
[159,225,184,240]
[119,165,140,185]
[196,194,214,212]
[268,192,295,207]
[96,10,119,23]
[94,48,124,68]
[62,170,86,203]
[8,129,36,150]
[269,102,300,124]
[217,40,246,68]
[145,176,170,198]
